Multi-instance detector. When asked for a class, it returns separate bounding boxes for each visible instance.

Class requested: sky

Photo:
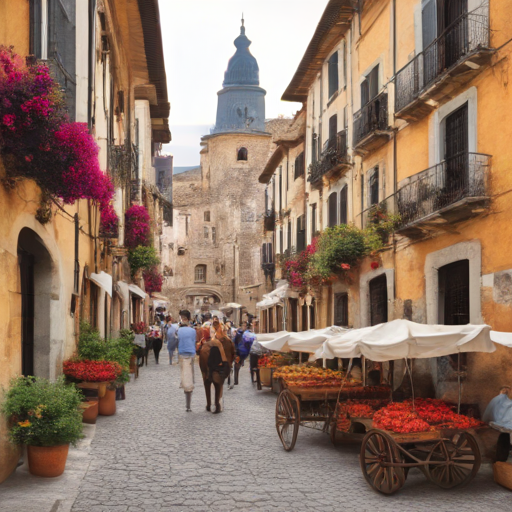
[159,0,328,167]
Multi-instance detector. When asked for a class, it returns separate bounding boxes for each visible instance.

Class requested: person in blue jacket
[177,310,196,412]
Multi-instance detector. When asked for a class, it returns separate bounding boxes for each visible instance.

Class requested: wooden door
[369,274,388,326]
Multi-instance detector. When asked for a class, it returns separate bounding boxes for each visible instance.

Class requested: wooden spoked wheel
[275,390,300,452]
[360,430,406,495]
[426,432,481,488]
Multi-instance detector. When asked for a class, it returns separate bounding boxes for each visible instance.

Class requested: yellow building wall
[0,0,29,55]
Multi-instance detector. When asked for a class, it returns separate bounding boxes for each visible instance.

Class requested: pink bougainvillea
[0,47,115,217]
[100,203,119,237]
[143,266,163,295]
[282,238,318,290]
[125,205,151,249]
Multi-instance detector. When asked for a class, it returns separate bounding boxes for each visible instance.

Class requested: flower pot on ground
[27,444,70,478]
[80,399,99,424]
[98,387,116,416]
[1,376,83,478]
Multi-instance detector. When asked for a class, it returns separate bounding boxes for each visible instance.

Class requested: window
[342,42,347,87]
[328,192,337,227]
[194,265,206,283]
[212,227,216,244]
[204,211,210,222]
[262,243,273,264]
[369,167,379,206]
[185,216,189,236]
[279,228,283,254]
[294,152,305,180]
[30,0,49,59]
[287,222,292,253]
[237,147,248,161]
[328,115,338,148]
[361,64,379,106]
[311,203,317,236]
[369,274,388,326]
[296,215,306,253]
[204,227,209,239]
[328,51,339,98]
[439,260,470,326]
[339,186,348,225]
[312,133,318,164]
[334,293,349,327]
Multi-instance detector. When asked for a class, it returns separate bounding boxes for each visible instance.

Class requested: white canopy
[316,320,495,362]
[258,326,348,354]
[221,303,242,309]
[129,284,146,299]
[256,283,289,310]
[491,331,512,348]
[89,272,112,297]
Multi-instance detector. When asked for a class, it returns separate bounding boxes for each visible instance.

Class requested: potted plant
[1,376,83,477]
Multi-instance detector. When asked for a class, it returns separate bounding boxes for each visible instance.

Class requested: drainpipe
[87,0,96,131]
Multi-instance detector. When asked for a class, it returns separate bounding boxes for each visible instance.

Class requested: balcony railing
[353,92,389,148]
[395,12,491,114]
[108,142,139,186]
[396,153,490,229]
[359,195,398,231]
[308,130,348,184]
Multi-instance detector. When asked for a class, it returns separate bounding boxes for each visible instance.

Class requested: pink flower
[24,154,33,162]
[341,263,351,270]
[2,114,15,126]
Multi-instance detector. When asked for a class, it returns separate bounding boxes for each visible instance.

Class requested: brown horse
[199,331,235,413]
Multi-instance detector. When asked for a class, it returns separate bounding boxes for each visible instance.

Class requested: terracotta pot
[81,399,99,424]
[98,388,116,416]
[27,444,69,477]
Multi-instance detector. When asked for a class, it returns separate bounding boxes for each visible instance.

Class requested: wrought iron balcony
[396,153,491,238]
[395,12,493,121]
[353,92,390,153]
[308,130,349,186]
[107,142,139,186]
[359,195,398,232]
[264,210,276,232]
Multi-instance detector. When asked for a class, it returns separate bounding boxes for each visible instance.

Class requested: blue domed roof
[222,24,259,87]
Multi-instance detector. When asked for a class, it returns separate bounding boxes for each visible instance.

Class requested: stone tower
[213,19,266,134]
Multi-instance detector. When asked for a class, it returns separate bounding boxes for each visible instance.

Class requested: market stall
[268,319,497,494]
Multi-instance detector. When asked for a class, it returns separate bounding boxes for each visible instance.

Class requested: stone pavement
[2,355,512,512]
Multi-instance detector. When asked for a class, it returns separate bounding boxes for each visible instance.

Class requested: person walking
[165,315,179,365]
[177,310,196,412]
[149,325,163,364]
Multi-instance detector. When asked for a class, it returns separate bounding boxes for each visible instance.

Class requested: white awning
[221,302,242,309]
[89,272,112,298]
[256,283,289,310]
[129,284,146,299]
[317,320,495,361]
[491,331,512,347]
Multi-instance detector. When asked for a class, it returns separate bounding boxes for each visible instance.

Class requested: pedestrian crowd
[133,309,263,413]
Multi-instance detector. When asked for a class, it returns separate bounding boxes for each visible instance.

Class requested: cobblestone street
[66,357,511,512]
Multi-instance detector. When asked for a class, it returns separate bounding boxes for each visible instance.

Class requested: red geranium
[63,359,122,382]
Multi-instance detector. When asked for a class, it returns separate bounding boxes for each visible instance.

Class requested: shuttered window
[422,0,437,50]
[334,293,349,327]
[294,152,305,179]
[369,168,379,206]
[296,215,306,253]
[361,64,379,106]
[311,203,317,236]
[328,51,339,98]
[339,186,348,225]
[370,274,388,326]
[328,115,338,148]
[262,243,273,264]
[328,192,338,227]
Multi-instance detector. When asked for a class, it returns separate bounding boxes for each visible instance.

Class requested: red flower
[340,263,350,270]
[371,261,379,270]
[63,360,122,382]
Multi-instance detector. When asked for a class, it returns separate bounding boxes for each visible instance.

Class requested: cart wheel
[426,432,481,488]
[275,389,300,452]
[360,430,406,495]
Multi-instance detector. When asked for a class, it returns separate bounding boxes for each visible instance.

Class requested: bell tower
[213,19,266,133]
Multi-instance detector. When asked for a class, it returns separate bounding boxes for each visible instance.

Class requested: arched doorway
[18,228,53,378]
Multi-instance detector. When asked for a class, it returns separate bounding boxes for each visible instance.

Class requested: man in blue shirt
[177,310,196,412]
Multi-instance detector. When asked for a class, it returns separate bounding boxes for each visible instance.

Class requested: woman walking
[177,310,196,412]
[149,325,163,364]
[165,315,179,364]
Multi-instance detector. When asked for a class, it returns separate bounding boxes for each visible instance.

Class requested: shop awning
[491,331,512,347]
[317,320,495,362]
[129,284,146,299]
[256,283,289,310]
[89,272,112,297]
[221,302,242,309]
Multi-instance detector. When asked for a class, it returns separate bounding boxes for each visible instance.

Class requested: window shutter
[329,115,338,146]
[328,193,338,227]
[339,186,348,225]
[368,65,379,100]
[328,51,339,98]
[422,0,437,50]
[361,78,369,107]
[370,168,379,206]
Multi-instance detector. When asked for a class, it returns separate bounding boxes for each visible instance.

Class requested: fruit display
[336,399,390,432]
[372,399,484,434]
[273,365,349,388]
[258,353,296,368]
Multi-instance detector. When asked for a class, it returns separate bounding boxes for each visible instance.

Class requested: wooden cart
[359,426,481,494]
[275,379,390,452]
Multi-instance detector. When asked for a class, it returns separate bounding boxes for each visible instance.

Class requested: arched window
[194,265,206,283]
[237,147,248,161]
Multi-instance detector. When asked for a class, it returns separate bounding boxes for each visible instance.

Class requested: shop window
[237,147,248,161]
[194,265,206,283]
[369,274,388,326]
[334,293,348,327]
